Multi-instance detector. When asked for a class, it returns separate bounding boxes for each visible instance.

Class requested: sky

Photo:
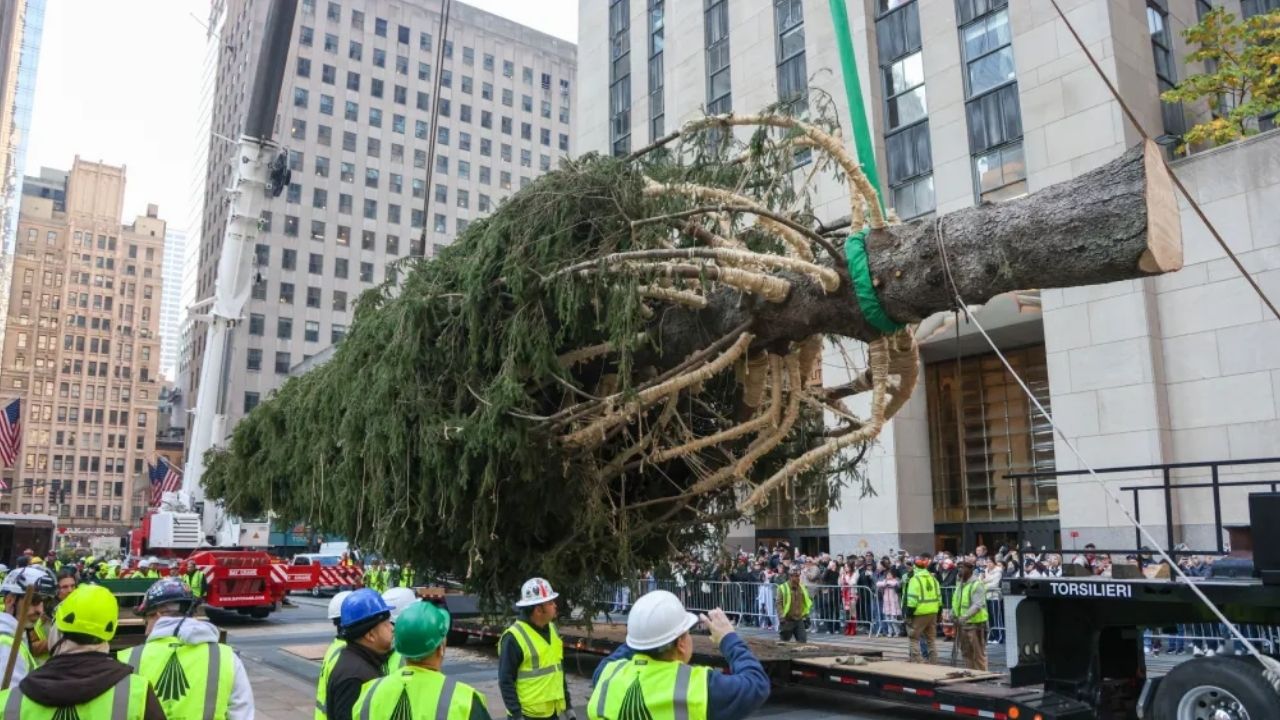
[26,0,578,237]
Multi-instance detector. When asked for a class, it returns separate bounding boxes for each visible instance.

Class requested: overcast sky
[26,0,578,236]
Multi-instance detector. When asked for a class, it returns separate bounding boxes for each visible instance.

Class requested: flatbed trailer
[444,575,1279,714]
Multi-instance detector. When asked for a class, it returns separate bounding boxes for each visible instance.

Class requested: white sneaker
[1192,647,1205,657]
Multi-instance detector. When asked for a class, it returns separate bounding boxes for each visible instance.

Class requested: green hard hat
[393,601,450,660]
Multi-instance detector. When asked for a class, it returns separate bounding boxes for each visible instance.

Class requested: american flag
[149,457,183,506]
[0,399,21,475]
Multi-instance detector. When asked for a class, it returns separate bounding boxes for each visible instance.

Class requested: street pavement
[222,595,946,719]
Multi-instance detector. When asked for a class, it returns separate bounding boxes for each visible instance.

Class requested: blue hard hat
[339,588,392,638]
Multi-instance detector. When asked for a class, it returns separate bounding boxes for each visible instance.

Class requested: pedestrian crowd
[603,540,1250,671]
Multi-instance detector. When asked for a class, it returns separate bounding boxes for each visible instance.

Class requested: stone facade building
[576,0,1280,555]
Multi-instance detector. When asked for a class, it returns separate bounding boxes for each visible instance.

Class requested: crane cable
[933,217,1280,691]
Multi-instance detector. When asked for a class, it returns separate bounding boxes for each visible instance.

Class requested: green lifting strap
[828,0,885,213]
[845,230,905,334]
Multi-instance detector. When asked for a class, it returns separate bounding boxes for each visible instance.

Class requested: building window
[275,352,292,374]
[305,321,320,343]
[705,0,732,117]
[877,1,935,220]
[1147,1,1186,139]
[278,317,293,340]
[609,0,632,156]
[246,348,262,372]
[957,0,1025,203]
[927,345,1057,523]
[249,314,265,336]
[774,0,807,114]
[244,392,260,413]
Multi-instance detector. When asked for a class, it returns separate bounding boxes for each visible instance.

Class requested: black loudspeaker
[1249,493,1280,585]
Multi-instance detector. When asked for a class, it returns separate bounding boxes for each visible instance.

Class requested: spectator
[876,564,902,637]
[1073,543,1101,574]
[982,558,1005,644]
[855,557,878,636]
[820,560,841,633]
[839,560,857,635]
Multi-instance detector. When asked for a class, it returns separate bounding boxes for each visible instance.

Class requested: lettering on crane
[1049,582,1134,599]
[229,568,259,577]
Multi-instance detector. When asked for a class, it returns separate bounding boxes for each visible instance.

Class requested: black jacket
[18,651,167,720]
[327,641,389,720]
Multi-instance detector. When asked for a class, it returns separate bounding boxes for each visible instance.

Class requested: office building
[578,0,1280,554]
[189,0,576,438]
[159,229,184,381]
[0,158,166,542]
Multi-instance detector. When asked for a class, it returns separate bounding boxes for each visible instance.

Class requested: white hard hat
[139,560,151,568]
[0,564,8,573]
[626,590,699,651]
[515,577,559,608]
[328,590,354,621]
[382,587,417,621]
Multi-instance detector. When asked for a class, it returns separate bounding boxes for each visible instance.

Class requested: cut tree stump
[649,140,1183,363]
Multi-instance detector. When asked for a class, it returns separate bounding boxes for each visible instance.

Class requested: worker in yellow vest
[775,566,812,642]
[588,591,771,720]
[0,584,163,719]
[355,601,490,719]
[0,566,56,685]
[120,578,255,719]
[500,578,572,720]
[315,590,353,720]
[180,560,207,599]
[903,554,942,664]
[950,560,990,670]
[382,586,420,671]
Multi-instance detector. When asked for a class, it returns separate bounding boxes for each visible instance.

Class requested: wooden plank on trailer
[792,657,1003,685]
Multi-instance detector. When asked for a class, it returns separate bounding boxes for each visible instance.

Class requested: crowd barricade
[596,579,1280,652]
[594,580,1006,642]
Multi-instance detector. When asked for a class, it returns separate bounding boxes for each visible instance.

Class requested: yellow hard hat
[56,585,120,642]
[30,557,43,565]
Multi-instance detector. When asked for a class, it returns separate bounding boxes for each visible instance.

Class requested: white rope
[935,224,1280,681]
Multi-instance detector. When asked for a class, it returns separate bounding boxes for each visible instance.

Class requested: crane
[149,0,298,551]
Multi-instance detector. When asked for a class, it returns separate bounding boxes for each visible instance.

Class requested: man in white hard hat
[382,586,419,670]
[588,590,770,720]
[315,590,353,720]
[500,577,573,720]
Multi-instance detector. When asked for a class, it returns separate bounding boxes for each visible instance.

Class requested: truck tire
[1151,655,1279,719]
[249,606,272,619]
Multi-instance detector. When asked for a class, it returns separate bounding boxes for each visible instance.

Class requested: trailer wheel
[447,629,469,648]
[1152,655,1278,719]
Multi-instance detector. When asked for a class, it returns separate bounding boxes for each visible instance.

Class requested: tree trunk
[649,140,1181,364]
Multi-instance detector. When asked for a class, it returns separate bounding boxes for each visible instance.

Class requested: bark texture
[647,141,1181,364]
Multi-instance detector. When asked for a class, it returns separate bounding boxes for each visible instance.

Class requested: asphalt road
[218,595,945,720]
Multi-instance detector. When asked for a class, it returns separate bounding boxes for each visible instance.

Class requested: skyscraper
[0,0,47,351]
[0,158,165,542]
[190,0,577,440]
[159,229,184,381]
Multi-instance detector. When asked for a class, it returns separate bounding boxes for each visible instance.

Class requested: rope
[1047,0,1280,324]
[933,218,1280,687]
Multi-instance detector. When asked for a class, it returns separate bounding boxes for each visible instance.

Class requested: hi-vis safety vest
[315,638,346,720]
[355,666,486,720]
[1,673,150,720]
[951,578,989,625]
[778,582,812,618]
[0,633,34,678]
[502,621,566,717]
[32,616,50,667]
[119,636,235,720]
[905,570,942,615]
[588,655,711,720]
[184,570,206,598]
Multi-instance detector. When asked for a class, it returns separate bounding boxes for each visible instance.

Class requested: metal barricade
[593,579,1008,642]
